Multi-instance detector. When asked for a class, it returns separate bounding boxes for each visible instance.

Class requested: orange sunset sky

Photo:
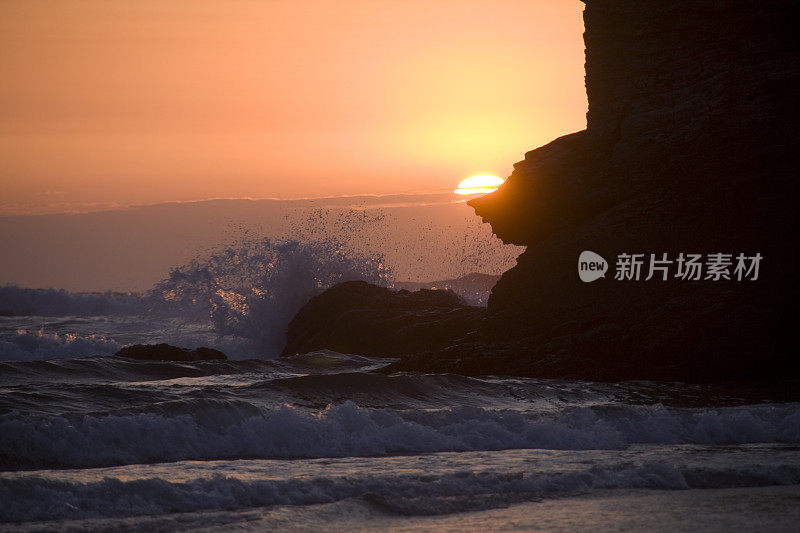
[0,0,587,215]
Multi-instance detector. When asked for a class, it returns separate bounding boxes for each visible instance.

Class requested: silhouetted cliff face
[459,0,800,380]
[472,0,799,247]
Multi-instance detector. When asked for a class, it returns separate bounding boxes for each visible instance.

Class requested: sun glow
[454,174,505,195]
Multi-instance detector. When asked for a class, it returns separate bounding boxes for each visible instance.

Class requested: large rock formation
[394,0,799,381]
[284,0,800,381]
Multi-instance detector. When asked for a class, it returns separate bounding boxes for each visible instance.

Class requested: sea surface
[1,241,799,531]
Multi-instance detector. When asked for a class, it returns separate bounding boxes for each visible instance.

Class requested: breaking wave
[148,239,391,355]
[0,239,391,359]
[0,286,142,317]
[0,330,122,362]
[2,459,799,523]
[2,401,798,470]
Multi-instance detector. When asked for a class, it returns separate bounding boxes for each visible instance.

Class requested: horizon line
[0,189,470,218]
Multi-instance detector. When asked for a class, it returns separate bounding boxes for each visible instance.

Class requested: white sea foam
[2,458,799,523]
[2,402,798,468]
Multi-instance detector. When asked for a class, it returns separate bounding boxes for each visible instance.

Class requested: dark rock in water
[386,0,800,382]
[281,281,483,358]
[115,343,227,362]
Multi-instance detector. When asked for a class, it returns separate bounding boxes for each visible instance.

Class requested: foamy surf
[2,352,800,466]
[1,240,798,529]
[2,446,799,523]
[1,347,798,527]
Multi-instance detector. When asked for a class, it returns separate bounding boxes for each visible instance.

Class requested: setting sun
[454,174,505,195]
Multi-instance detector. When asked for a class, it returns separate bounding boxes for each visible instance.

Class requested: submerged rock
[281,281,482,358]
[115,343,227,362]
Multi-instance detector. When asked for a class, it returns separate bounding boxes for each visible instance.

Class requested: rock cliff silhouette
[285,0,800,381]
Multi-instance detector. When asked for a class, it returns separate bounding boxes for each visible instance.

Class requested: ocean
[1,240,799,531]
